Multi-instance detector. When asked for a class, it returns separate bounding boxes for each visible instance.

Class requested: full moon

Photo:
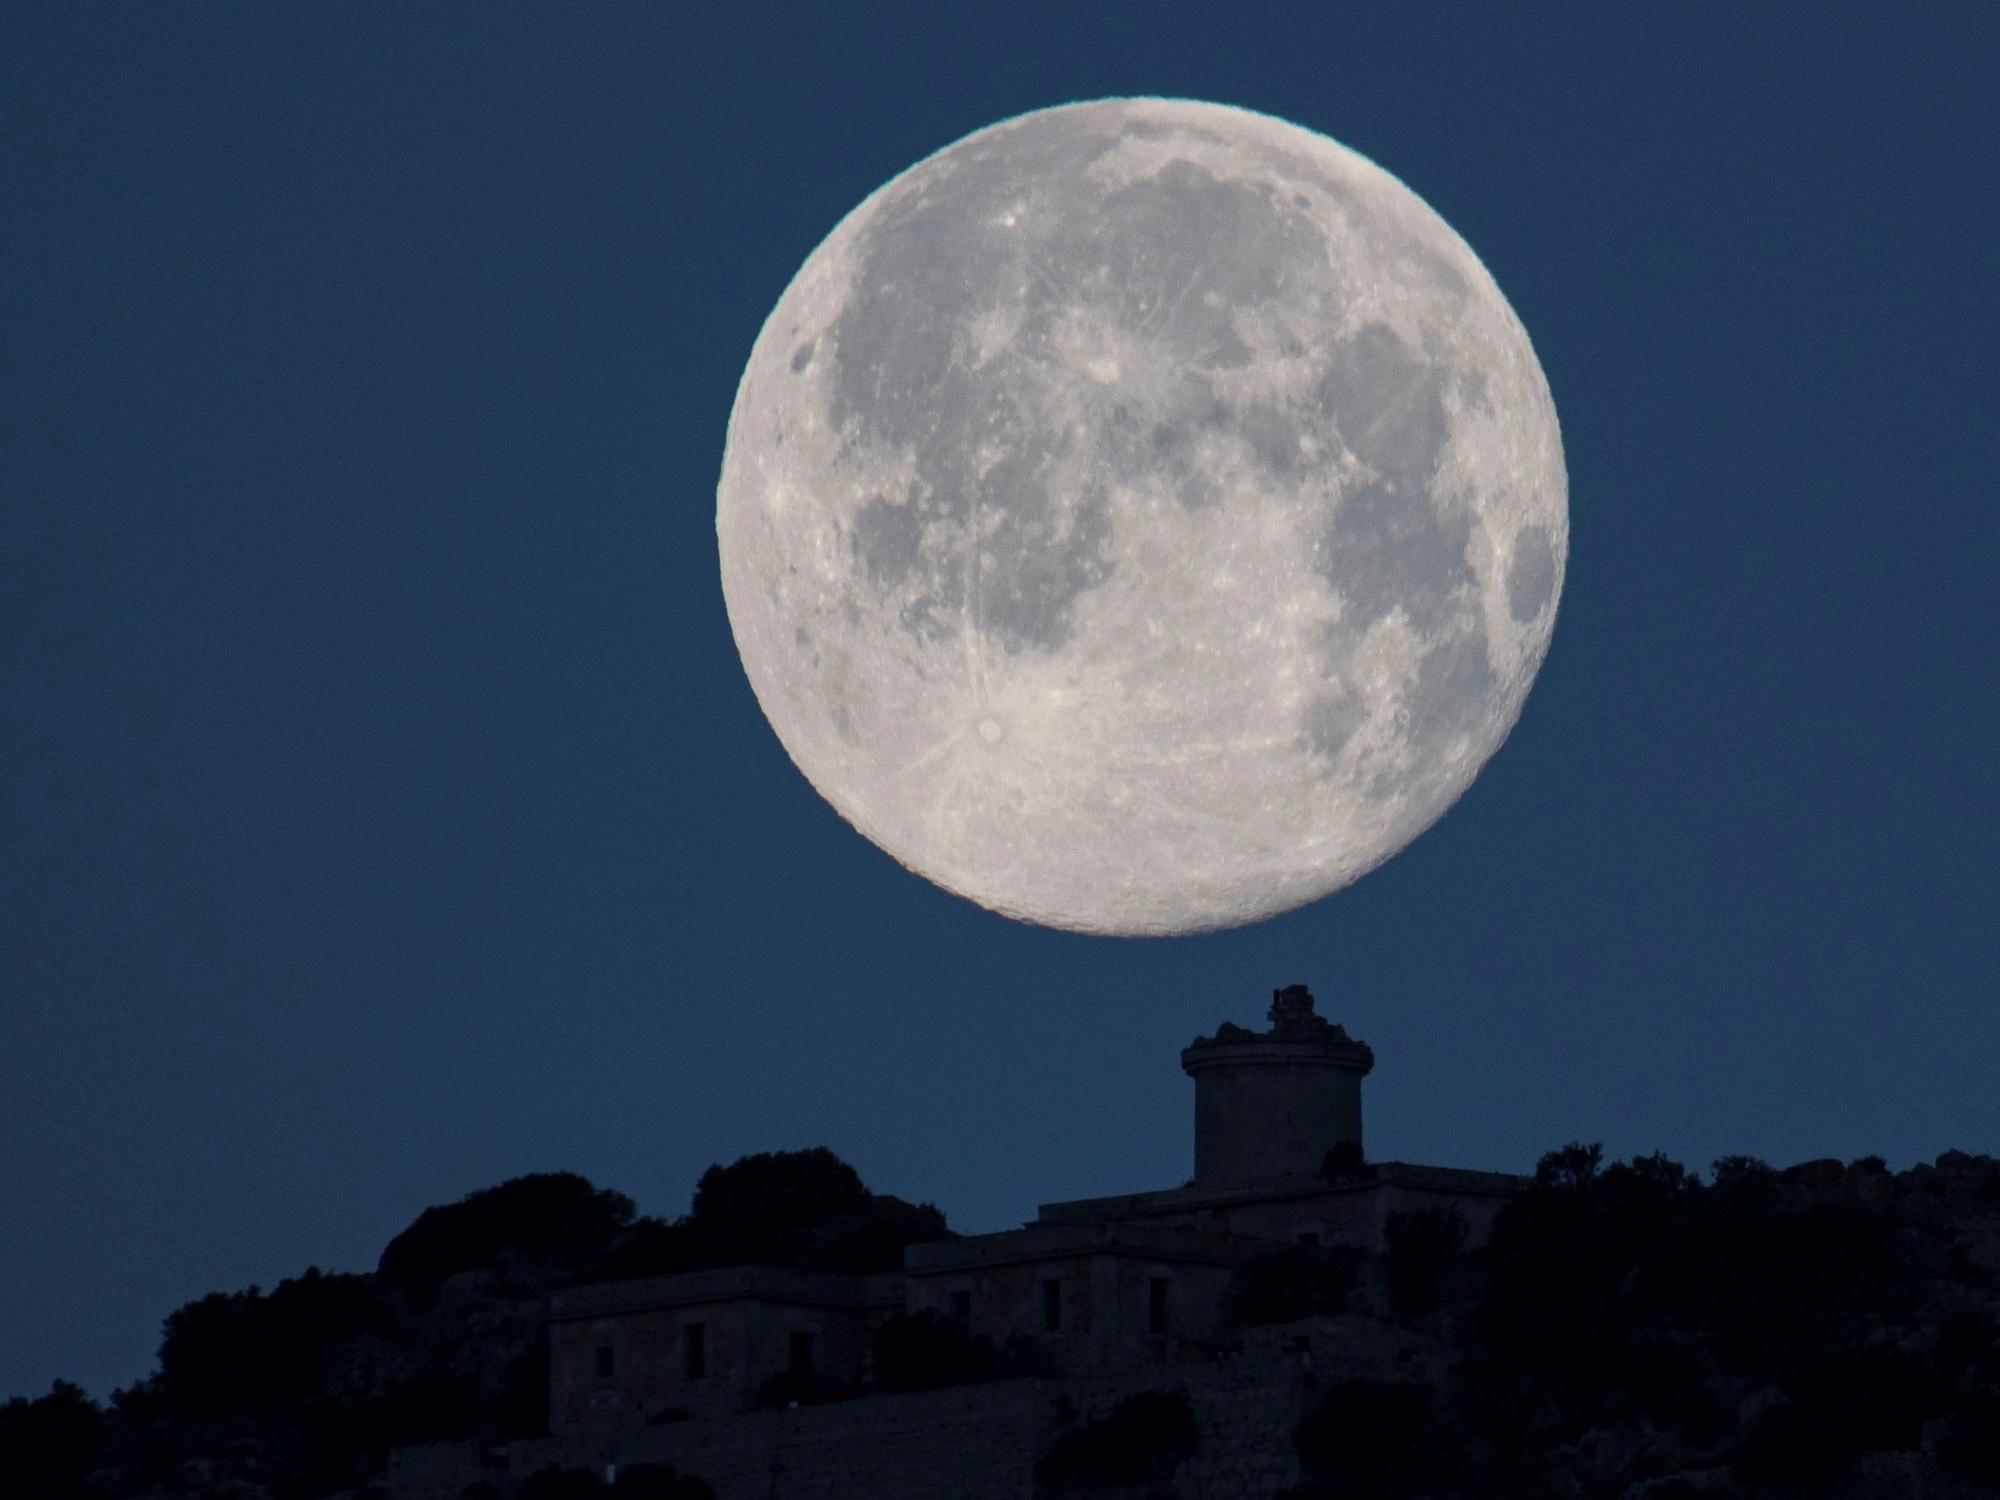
[717,99,1566,936]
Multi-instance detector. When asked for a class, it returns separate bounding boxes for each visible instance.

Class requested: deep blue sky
[4,5,1995,1402]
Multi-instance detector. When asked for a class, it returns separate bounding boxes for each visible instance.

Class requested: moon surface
[717,99,1566,936]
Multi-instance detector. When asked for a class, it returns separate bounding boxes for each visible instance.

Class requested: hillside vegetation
[1280,1145,2000,1498]
[2,1149,949,1499]
[6,1145,2000,1499]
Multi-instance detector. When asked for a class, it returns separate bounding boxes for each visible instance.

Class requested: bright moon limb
[716,98,1566,936]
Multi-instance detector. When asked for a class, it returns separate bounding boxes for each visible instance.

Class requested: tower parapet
[1180,985,1375,1189]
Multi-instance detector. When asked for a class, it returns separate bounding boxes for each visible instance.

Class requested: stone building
[391,984,1524,1500]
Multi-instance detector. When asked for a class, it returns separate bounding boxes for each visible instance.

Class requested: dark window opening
[594,1344,615,1379]
[789,1330,816,1378]
[683,1323,706,1380]
[1042,1277,1063,1333]
[1149,1277,1170,1333]
[1297,1231,1321,1247]
[950,1290,971,1322]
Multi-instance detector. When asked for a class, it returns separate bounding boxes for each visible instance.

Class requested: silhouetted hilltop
[6,1145,2000,1498]
[1277,1145,2000,1497]
[1,1149,951,1499]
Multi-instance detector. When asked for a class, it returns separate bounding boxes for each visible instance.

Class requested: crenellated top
[1181,984,1374,1073]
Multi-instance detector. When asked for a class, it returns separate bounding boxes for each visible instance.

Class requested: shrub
[1383,1207,1465,1317]
[155,1268,389,1419]
[1038,1391,1196,1487]
[378,1174,636,1288]
[1729,1394,1853,1490]
[613,1462,716,1499]
[1295,1380,1438,1495]
[1936,1392,2000,1487]
[518,1466,607,1500]
[872,1310,997,1391]
[0,1381,105,1500]
[1533,1142,1603,1193]
[1781,1343,1940,1452]
[1229,1246,1357,1325]
[691,1149,868,1239]
[1319,1141,1371,1180]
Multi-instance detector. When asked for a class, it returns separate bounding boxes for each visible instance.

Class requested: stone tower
[1180,985,1375,1188]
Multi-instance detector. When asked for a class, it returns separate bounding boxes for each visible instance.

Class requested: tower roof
[1181,984,1374,1074]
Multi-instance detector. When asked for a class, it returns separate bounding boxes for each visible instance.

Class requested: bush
[1781,1343,1940,1452]
[1038,1391,1196,1487]
[804,1193,954,1273]
[608,1150,954,1277]
[1936,1392,2000,1487]
[872,1311,997,1392]
[1533,1142,1603,1193]
[0,1381,106,1500]
[1295,1380,1438,1496]
[1729,1394,1853,1490]
[691,1149,867,1240]
[1383,1207,1465,1318]
[612,1462,716,1499]
[753,1368,818,1409]
[378,1173,637,1288]
[519,1466,607,1500]
[1229,1246,1357,1325]
[155,1267,390,1419]
[1319,1141,1372,1180]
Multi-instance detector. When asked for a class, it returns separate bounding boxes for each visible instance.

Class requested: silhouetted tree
[155,1267,388,1419]
[377,1173,637,1288]
[1532,1140,1603,1193]
[0,1380,106,1500]
[805,1193,953,1273]
[1318,1140,1371,1180]
[649,1148,952,1273]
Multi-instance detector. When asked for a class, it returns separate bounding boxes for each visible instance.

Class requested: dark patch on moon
[979,478,1117,654]
[1236,402,1309,477]
[1506,524,1556,622]
[1304,690,1367,760]
[1323,479,1471,636]
[1313,323,1471,636]
[1047,158,1322,369]
[1405,629,1494,754]
[825,108,1338,650]
[790,339,816,373]
[850,488,930,588]
[1319,324,1449,490]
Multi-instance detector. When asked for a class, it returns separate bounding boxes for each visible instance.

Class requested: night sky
[4,5,1995,1404]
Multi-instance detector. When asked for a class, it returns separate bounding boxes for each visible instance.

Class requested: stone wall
[904,1225,1256,1372]
[1036,1162,1521,1254]
[549,1270,900,1430]
[394,1313,1450,1500]
[513,1378,1058,1500]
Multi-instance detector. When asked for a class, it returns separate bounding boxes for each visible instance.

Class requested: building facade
[392,984,1525,1500]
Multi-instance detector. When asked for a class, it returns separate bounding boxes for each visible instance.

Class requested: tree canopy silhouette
[377,1172,638,1288]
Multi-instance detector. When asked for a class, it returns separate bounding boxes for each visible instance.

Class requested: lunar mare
[717,99,1566,935]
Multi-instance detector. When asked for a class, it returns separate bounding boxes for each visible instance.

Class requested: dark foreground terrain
[7,1143,2000,1499]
